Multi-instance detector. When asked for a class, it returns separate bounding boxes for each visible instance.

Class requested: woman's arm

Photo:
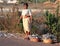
[30,15,32,23]
[29,9,32,23]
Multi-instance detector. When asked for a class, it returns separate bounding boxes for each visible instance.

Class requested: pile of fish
[42,33,57,42]
[28,33,57,42]
[28,34,41,39]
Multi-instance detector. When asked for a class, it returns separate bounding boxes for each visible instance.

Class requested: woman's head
[23,3,28,9]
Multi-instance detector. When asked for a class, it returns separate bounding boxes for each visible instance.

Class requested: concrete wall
[0,0,18,4]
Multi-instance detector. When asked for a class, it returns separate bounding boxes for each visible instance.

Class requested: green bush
[45,10,60,42]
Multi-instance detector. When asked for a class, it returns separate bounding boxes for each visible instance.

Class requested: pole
[34,0,37,8]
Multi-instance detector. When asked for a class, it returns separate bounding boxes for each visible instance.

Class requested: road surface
[0,37,59,46]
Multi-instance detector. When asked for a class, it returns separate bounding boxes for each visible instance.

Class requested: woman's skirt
[23,18,31,33]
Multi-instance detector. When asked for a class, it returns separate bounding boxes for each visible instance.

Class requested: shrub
[45,10,60,42]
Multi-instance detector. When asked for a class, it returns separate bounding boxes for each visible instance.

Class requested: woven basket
[30,38,39,42]
[43,39,52,44]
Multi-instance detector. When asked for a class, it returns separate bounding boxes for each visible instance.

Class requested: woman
[19,3,32,38]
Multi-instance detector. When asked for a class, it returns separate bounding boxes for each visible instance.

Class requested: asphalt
[0,37,59,46]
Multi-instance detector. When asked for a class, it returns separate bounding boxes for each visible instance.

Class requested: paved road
[0,37,59,46]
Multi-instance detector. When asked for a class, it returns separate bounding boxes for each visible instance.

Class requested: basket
[43,38,52,44]
[30,37,39,42]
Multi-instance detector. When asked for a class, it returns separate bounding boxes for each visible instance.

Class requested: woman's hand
[30,15,32,23]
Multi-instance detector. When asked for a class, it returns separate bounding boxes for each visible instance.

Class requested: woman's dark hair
[23,3,28,8]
